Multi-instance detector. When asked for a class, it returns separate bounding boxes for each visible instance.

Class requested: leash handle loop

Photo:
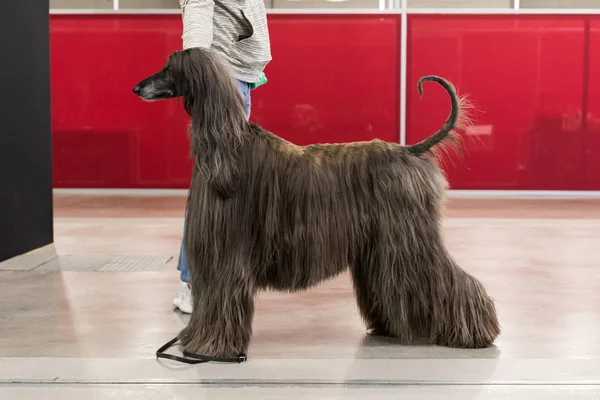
[156,337,247,364]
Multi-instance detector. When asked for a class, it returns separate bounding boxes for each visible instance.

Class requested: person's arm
[179,0,215,49]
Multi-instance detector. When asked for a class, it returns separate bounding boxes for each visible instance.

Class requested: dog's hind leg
[351,243,426,344]
[430,258,501,349]
[352,160,500,348]
[350,254,397,338]
[353,223,500,348]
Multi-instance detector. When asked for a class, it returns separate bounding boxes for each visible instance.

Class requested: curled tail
[407,75,471,157]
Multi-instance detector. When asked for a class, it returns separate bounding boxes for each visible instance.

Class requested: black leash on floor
[156,337,247,364]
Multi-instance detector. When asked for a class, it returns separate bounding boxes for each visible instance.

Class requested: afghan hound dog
[133,48,500,362]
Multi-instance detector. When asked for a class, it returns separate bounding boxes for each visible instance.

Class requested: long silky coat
[134,48,500,358]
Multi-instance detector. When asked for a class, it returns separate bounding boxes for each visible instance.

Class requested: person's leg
[235,80,251,118]
[177,218,191,282]
[173,79,252,314]
[172,215,192,313]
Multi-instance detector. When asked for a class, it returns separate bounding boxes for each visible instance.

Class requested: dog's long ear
[179,49,248,198]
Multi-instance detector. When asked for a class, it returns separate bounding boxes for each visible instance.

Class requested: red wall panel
[50,14,400,188]
[586,17,600,189]
[407,16,587,190]
[252,15,400,146]
[51,16,189,188]
[50,14,599,191]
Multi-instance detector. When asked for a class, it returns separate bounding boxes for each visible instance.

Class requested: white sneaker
[172,281,193,314]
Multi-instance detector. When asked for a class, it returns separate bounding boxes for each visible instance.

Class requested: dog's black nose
[133,85,141,94]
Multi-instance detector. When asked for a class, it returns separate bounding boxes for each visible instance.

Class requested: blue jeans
[177,79,252,283]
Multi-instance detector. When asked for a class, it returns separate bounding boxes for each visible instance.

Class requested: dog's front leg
[178,270,256,359]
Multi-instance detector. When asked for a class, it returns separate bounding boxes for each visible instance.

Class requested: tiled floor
[1,194,600,399]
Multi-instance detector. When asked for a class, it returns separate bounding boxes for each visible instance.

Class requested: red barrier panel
[51,15,187,188]
[50,14,401,188]
[50,14,599,190]
[587,17,600,189]
[407,15,589,190]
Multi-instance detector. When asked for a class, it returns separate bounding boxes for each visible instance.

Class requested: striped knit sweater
[179,0,272,84]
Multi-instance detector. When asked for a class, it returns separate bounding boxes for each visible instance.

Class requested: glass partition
[521,0,600,7]
[51,0,384,10]
[51,0,385,10]
[50,0,114,8]
[119,0,180,8]
[407,0,511,8]
[270,0,382,8]
[49,0,600,10]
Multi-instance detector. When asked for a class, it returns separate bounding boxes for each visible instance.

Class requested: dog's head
[133,48,249,197]
[132,50,190,102]
[133,48,245,118]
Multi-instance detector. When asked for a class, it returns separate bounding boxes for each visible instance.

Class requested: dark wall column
[0,2,53,262]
